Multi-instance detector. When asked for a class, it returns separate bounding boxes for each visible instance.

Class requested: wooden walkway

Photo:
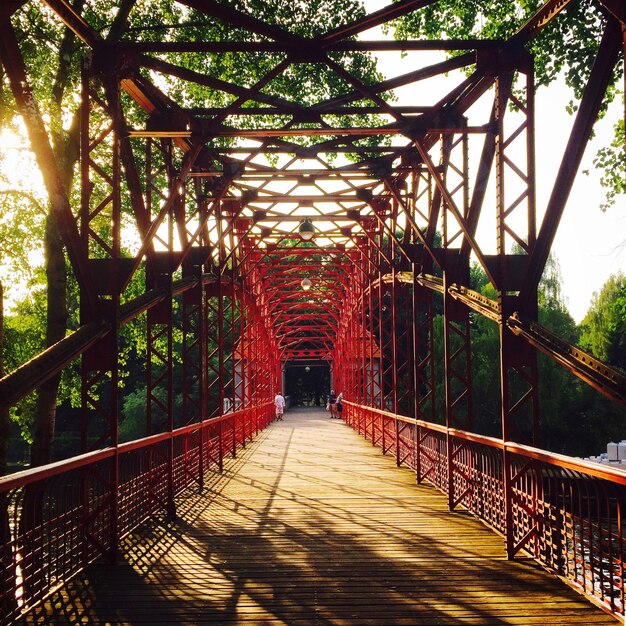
[30,408,617,624]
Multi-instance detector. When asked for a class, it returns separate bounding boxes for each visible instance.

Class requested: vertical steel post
[412,263,421,479]
[107,74,121,562]
[198,267,207,491]
[166,204,175,518]
[391,254,400,464]
[494,62,540,558]
[79,64,122,563]
[442,264,472,510]
[228,239,236,451]
[217,203,225,471]
[367,252,375,411]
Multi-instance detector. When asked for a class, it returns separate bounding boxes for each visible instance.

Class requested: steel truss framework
[0,0,625,623]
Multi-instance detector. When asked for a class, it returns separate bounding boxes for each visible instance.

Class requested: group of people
[273,389,344,421]
[326,389,343,419]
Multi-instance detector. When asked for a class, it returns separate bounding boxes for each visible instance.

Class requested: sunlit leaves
[388,0,611,102]
[579,272,626,370]
[591,115,625,212]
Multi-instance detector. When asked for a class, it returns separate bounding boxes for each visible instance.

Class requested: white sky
[535,90,625,322]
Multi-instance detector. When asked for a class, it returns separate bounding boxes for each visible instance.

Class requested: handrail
[0,446,115,492]
[345,400,420,427]
[346,400,626,485]
[448,426,502,448]
[0,400,274,626]
[0,403,272,492]
[505,440,626,484]
[344,400,626,618]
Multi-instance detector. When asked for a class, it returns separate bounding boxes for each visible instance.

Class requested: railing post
[412,262,434,483]
[216,207,226,471]
[499,293,539,560]
[391,262,401,466]
[166,220,176,520]
[198,271,207,491]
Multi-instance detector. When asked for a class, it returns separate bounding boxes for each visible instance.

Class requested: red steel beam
[319,0,439,45]
[0,321,110,412]
[121,39,501,53]
[40,0,103,46]
[513,0,576,44]
[176,0,303,45]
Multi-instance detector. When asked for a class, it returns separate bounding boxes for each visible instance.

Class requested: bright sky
[534,90,625,322]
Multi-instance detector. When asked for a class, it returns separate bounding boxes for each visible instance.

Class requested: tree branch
[0,188,47,216]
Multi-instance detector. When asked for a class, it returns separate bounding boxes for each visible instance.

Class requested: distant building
[583,440,626,471]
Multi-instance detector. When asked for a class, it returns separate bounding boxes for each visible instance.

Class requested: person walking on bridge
[274,391,286,421]
[327,389,337,418]
[336,391,344,419]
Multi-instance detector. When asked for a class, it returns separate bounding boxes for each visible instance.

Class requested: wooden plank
[27,408,617,624]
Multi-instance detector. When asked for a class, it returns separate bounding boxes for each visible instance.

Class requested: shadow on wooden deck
[26,409,617,625]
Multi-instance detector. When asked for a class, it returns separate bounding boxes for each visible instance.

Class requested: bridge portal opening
[284,363,330,407]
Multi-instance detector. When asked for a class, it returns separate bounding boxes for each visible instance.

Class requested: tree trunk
[30,215,67,467]
[29,42,80,466]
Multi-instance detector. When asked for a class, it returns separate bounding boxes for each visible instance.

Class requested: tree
[2,5,84,466]
[0,281,6,475]
[591,115,625,212]
[462,258,623,456]
[579,272,626,370]
[0,151,47,472]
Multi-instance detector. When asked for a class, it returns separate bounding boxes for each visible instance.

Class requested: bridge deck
[30,409,616,624]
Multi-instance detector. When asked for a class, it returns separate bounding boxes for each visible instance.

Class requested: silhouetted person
[327,389,337,418]
[336,391,344,419]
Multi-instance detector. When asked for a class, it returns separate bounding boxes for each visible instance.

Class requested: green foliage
[469,307,500,436]
[388,0,618,102]
[109,0,386,151]
[3,286,46,442]
[2,1,624,464]
[121,387,151,442]
[579,272,626,370]
[0,152,47,292]
[591,115,626,212]
[2,267,81,443]
[458,261,626,456]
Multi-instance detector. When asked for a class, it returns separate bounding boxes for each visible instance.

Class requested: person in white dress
[274,392,286,421]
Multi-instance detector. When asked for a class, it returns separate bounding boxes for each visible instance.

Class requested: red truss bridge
[0,0,625,623]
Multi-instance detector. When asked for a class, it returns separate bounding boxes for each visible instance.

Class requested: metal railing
[0,402,273,624]
[345,400,626,619]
